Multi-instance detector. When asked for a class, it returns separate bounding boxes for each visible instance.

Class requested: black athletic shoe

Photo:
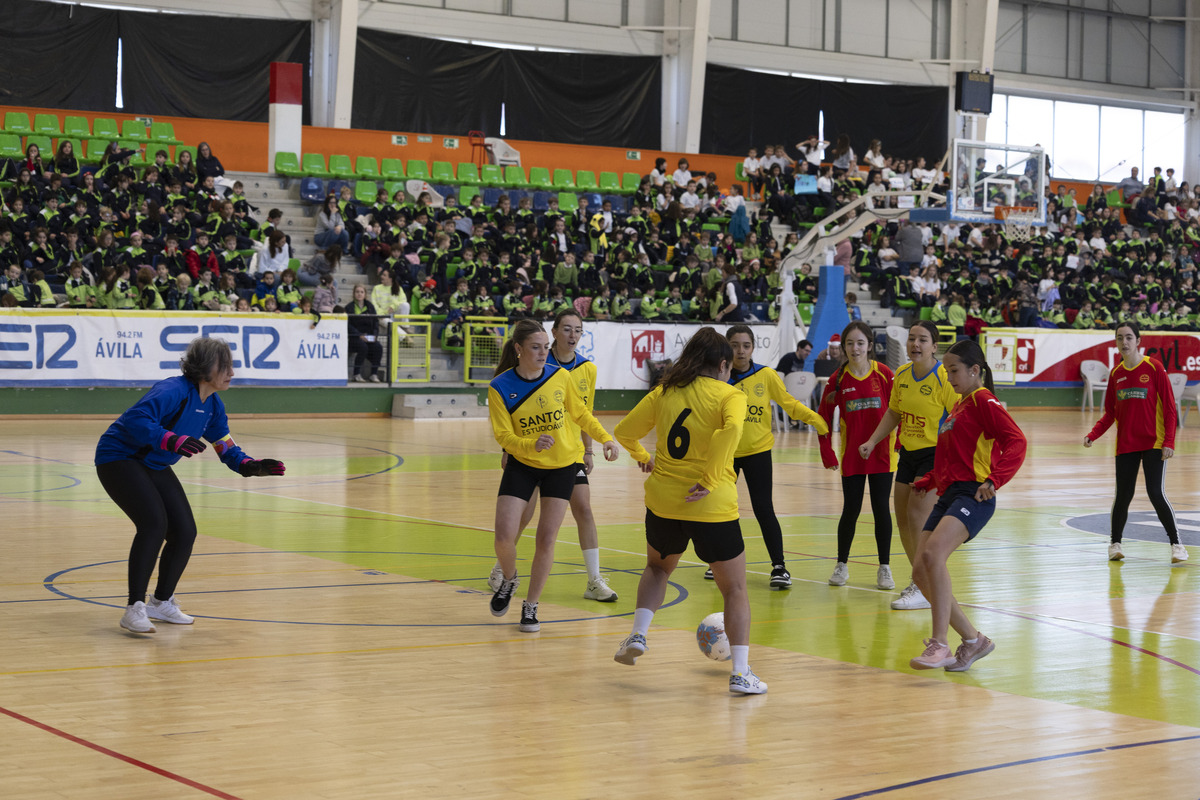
[769,565,792,589]
[518,601,540,632]
[490,573,519,617]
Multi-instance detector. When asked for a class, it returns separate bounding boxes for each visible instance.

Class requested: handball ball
[696,612,731,661]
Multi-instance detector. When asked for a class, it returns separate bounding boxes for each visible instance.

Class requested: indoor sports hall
[2,0,1200,798]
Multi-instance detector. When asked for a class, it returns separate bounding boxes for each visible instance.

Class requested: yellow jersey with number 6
[615,376,746,522]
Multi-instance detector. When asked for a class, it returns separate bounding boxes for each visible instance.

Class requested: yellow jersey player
[612,327,766,694]
[860,321,959,610]
[488,310,618,602]
[487,319,619,632]
[722,324,827,589]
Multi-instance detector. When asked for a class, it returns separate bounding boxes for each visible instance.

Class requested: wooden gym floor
[1,409,1198,799]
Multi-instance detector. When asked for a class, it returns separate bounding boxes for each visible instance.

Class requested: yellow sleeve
[487,386,536,460]
[699,391,746,491]
[940,367,960,411]
[584,362,597,413]
[767,369,828,434]
[888,366,905,414]
[563,371,612,444]
[614,388,659,464]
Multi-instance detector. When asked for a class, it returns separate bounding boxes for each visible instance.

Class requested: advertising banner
[982,328,1200,385]
[0,310,348,387]
[547,321,784,391]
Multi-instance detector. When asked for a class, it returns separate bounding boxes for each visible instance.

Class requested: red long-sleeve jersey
[913,387,1026,495]
[818,362,898,476]
[1088,355,1177,454]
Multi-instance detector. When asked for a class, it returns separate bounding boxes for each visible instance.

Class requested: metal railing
[390,315,433,383]
[464,316,509,383]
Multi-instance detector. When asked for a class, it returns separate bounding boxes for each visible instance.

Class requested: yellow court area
[2,409,1199,799]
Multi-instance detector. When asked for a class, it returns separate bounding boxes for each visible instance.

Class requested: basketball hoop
[995,206,1037,242]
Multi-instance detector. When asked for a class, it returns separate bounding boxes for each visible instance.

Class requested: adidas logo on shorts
[576,468,587,478]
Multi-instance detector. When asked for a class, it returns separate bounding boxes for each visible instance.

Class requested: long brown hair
[661,327,732,390]
[494,319,545,376]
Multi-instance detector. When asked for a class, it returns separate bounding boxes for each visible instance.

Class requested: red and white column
[269,62,303,171]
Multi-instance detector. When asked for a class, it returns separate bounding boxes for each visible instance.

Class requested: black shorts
[896,446,937,485]
[498,459,577,501]
[645,508,744,564]
[923,481,995,542]
[573,462,589,486]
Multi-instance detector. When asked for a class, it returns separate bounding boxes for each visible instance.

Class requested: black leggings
[96,460,198,606]
[1112,449,1178,544]
[733,450,785,565]
[837,472,894,563]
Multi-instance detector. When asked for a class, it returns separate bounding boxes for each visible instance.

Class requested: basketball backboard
[949,139,1047,226]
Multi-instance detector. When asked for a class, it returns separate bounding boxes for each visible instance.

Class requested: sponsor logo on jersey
[846,397,883,413]
[939,416,957,435]
[754,383,765,397]
[536,394,549,409]
[553,389,564,404]
[509,393,518,399]
[1117,387,1149,401]
[578,377,587,394]
[1140,373,1150,383]
[920,384,933,396]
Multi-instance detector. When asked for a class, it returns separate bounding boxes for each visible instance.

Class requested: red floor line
[0,704,243,799]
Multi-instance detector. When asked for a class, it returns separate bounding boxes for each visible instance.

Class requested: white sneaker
[828,562,849,586]
[1172,544,1189,563]
[876,564,895,590]
[729,669,768,694]
[891,582,931,610]
[583,575,618,602]
[1108,542,1124,561]
[146,595,194,625]
[614,633,647,665]
[487,563,504,592]
[120,601,156,633]
[368,374,381,383]
[352,374,366,382]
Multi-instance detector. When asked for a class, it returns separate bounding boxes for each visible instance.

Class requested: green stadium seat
[91,118,120,142]
[406,160,430,181]
[384,181,406,199]
[63,116,90,138]
[734,162,746,182]
[528,167,553,190]
[558,192,578,211]
[3,113,31,134]
[121,120,148,141]
[356,156,380,180]
[919,306,933,320]
[119,141,147,166]
[480,164,504,187]
[301,153,332,178]
[0,134,21,159]
[380,158,405,180]
[459,184,480,206]
[149,122,182,145]
[24,135,52,157]
[83,139,109,163]
[622,172,641,192]
[431,161,456,183]
[328,154,356,179]
[505,165,531,188]
[274,151,303,177]
[576,171,599,192]
[552,169,576,189]
[33,114,61,136]
[355,180,377,204]
[598,172,621,193]
[456,162,481,185]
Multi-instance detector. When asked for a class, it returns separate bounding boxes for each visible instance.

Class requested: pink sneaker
[910,638,956,670]
[945,634,995,672]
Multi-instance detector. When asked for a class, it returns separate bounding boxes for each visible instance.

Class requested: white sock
[632,607,654,636]
[964,637,978,644]
[582,548,601,581]
[731,645,750,675]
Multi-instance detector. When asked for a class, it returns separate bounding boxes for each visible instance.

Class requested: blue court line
[0,474,82,495]
[0,450,79,465]
[834,733,1200,799]
[40,552,688,628]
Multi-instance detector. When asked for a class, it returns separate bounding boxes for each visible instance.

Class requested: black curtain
[0,0,119,111]
[118,12,312,123]
[700,65,820,156]
[353,30,661,149]
[701,65,948,163]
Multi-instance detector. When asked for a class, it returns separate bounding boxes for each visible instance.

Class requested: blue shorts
[923,481,995,542]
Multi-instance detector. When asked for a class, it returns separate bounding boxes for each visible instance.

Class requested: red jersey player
[1085,322,1184,564]
[818,321,898,589]
[908,340,1026,673]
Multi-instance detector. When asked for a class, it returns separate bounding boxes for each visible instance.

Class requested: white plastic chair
[1080,359,1109,412]
[1168,373,1187,428]
[783,371,820,430]
[1183,383,1200,427]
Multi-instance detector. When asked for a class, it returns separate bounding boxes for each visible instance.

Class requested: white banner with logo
[0,310,348,387]
[981,327,1200,385]
[545,321,784,391]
